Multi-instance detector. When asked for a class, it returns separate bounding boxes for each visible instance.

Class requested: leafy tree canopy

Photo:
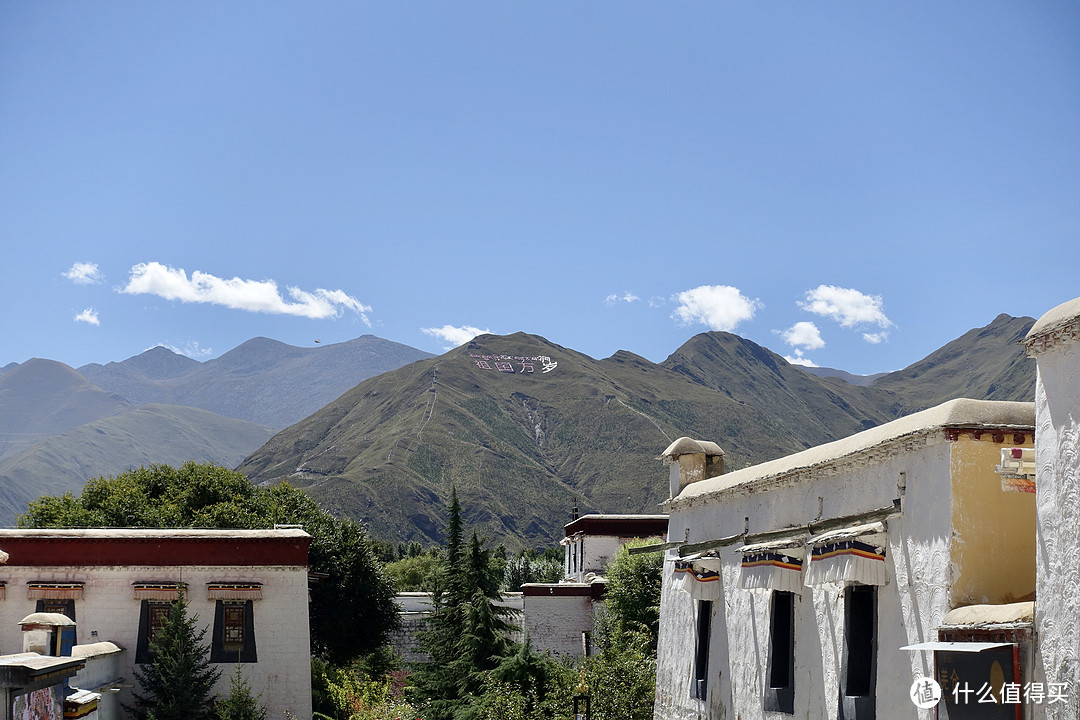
[18,462,398,665]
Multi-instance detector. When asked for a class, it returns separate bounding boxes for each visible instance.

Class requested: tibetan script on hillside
[469,353,558,374]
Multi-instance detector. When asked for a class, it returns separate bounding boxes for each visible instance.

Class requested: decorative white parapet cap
[1024,296,1080,356]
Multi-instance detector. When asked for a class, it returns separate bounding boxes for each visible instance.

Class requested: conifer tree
[411,489,518,720]
[214,666,267,720]
[129,594,221,720]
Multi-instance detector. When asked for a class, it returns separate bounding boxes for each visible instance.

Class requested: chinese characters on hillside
[469,353,558,375]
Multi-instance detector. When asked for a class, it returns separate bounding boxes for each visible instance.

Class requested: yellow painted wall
[949,434,1036,607]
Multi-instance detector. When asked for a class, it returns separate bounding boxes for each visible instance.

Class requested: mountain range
[238,313,1036,548]
[1,314,1036,544]
[0,336,432,525]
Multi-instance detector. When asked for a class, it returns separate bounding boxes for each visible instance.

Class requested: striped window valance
[739,539,806,595]
[0,581,6,601]
[28,582,84,600]
[207,583,263,601]
[673,554,722,601]
[132,582,188,601]
[803,522,888,588]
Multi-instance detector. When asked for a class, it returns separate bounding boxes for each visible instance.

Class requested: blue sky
[2,2,1077,376]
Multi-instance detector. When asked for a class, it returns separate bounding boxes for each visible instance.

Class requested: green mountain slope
[0,404,275,526]
[871,314,1036,407]
[239,315,1035,548]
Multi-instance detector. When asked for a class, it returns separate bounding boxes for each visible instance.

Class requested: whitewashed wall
[522,591,597,657]
[565,534,629,581]
[0,564,311,720]
[654,437,953,720]
[1032,329,1080,720]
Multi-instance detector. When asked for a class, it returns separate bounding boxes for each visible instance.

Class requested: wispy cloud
[422,324,491,350]
[151,341,213,359]
[798,285,892,330]
[63,262,103,285]
[74,307,100,326]
[862,332,888,344]
[604,292,639,306]
[781,321,825,350]
[672,285,762,331]
[648,296,665,309]
[119,262,371,323]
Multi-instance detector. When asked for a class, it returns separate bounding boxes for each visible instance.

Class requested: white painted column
[1026,298,1080,720]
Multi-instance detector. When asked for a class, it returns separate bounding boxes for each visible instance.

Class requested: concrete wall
[655,435,955,720]
[0,564,311,720]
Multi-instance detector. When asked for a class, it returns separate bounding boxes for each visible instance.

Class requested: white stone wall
[0,564,311,720]
[565,534,650,582]
[1033,336,1080,720]
[654,438,953,720]
[522,592,598,657]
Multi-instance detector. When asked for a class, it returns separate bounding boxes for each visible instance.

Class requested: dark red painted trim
[0,537,310,567]
[563,515,669,538]
[522,582,607,600]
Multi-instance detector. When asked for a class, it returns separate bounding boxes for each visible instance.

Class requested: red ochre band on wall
[0,530,311,567]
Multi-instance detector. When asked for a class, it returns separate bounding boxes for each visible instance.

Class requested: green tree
[385,552,441,592]
[410,489,518,720]
[601,538,664,650]
[19,462,398,665]
[581,540,663,720]
[214,667,267,720]
[129,594,221,720]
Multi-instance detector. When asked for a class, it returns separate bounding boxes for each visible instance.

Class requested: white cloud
[63,262,103,285]
[422,324,491,349]
[604,292,640,306]
[120,262,371,323]
[74,307,100,326]
[783,349,819,367]
[648,296,665,308]
[781,321,825,350]
[798,285,892,330]
[862,331,889,344]
[672,285,762,331]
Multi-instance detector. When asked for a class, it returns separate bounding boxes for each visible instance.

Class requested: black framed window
[840,585,877,720]
[211,600,257,663]
[135,600,173,664]
[765,591,795,714]
[36,598,76,621]
[692,599,712,700]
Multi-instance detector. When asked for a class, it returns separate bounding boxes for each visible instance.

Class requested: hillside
[239,315,1036,548]
[0,359,132,459]
[0,404,275,525]
[871,314,1035,406]
[78,335,434,429]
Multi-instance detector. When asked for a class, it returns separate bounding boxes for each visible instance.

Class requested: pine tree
[410,490,518,720]
[128,594,221,720]
[214,666,267,720]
